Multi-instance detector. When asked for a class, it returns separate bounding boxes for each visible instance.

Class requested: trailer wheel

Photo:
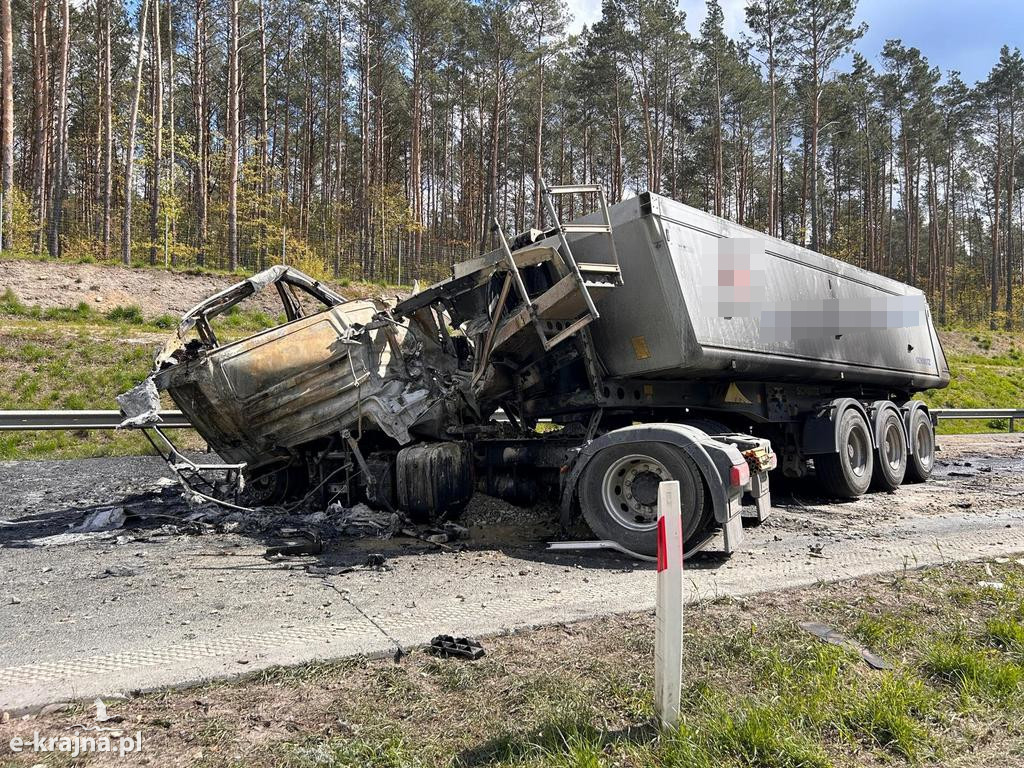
[905,409,935,483]
[816,408,873,498]
[579,442,706,557]
[871,409,908,491]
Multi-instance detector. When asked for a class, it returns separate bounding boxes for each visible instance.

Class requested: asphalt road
[2,433,1024,714]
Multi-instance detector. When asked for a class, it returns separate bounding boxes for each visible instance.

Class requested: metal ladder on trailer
[491,179,622,352]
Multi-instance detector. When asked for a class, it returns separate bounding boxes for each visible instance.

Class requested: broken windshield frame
[174,265,347,349]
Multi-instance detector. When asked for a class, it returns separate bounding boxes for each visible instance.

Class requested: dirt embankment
[0,260,390,318]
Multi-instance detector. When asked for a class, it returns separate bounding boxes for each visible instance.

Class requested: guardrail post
[654,480,683,732]
[1011,417,1016,433]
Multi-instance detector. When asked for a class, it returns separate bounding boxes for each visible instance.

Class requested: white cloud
[564,0,751,38]
[678,0,749,38]
[564,0,603,34]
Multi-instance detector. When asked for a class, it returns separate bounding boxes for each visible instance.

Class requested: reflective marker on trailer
[654,480,684,731]
[729,461,750,487]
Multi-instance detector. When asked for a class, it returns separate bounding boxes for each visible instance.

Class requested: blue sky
[564,0,1023,86]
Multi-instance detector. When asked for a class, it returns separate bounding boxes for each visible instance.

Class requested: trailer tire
[905,409,936,483]
[816,408,873,498]
[871,409,908,491]
[579,442,706,557]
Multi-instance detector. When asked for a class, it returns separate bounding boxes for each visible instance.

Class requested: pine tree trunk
[0,0,13,250]
[31,0,49,256]
[1006,99,1016,329]
[258,0,269,269]
[193,0,207,266]
[992,114,1002,329]
[122,0,150,265]
[149,0,163,265]
[46,0,69,258]
[102,0,112,259]
[166,0,175,260]
[226,0,240,270]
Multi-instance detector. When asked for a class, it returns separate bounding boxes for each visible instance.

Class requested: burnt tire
[905,408,936,483]
[816,408,873,498]
[578,442,706,557]
[871,409,908,491]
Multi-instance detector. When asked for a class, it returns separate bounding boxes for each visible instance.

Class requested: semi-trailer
[126,181,948,557]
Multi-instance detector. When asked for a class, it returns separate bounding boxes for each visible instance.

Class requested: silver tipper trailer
[392,182,948,556]
[585,194,948,391]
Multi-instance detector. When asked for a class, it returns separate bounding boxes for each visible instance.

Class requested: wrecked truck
[123,181,948,557]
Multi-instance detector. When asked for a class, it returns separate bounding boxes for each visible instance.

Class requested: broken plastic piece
[428,635,485,660]
[72,507,126,533]
[798,621,890,670]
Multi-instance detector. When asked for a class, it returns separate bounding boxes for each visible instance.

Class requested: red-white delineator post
[654,480,684,731]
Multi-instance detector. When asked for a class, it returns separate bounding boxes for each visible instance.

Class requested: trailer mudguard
[900,400,931,457]
[869,401,905,449]
[559,423,744,529]
[801,397,872,454]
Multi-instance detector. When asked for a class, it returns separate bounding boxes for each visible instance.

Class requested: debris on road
[331,503,401,538]
[264,533,324,559]
[427,635,485,661]
[72,506,126,533]
[364,553,387,569]
[96,566,139,579]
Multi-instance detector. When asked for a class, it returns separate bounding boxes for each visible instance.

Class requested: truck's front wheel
[579,443,706,557]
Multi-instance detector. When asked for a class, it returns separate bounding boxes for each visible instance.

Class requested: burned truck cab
[132,265,477,514]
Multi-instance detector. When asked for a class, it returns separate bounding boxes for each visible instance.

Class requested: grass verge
[2,559,1023,767]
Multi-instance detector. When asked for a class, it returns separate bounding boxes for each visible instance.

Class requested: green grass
[260,563,1024,768]
[0,325,204,459]
[917,328,1024,434]
[279,567,1020,767]
[10,560,1024,767]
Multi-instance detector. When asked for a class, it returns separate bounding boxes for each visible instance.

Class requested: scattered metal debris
[331,503,401,538]
[798,621,891,670]
[427,635,485,661]
[546,539,655,562]
[72,507,126,533]
[264,533,324,558]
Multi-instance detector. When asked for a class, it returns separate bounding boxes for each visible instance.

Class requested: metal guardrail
[931,408,1024,432]
[0,407,1020,432]
[0,410,192,430]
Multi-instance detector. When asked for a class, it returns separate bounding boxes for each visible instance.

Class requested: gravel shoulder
[0,434,1023,715]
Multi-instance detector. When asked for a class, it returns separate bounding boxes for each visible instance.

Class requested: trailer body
[581,193,948,390]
